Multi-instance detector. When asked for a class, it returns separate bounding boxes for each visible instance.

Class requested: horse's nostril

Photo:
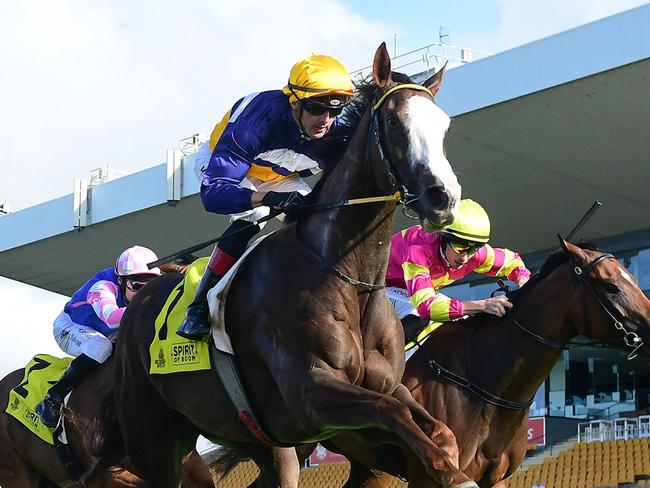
[425,186,450,211]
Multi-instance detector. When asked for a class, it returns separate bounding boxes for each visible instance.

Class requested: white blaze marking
[403,96,461,205]
[619,268,636,285]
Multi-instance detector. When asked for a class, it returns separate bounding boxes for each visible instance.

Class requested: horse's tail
[204,446,250,481]
[88,389,125,473]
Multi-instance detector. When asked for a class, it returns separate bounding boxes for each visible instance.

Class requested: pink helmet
[115,246,161,277]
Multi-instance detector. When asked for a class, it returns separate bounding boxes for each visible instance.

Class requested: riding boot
[175,248,237,341]
[35,354,100,428]
[401,314,429,345]
[176,220,262,341]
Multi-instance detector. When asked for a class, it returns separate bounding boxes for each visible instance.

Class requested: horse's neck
[446,268,578,405]
[494,269,579,401]
[302,110,396,283]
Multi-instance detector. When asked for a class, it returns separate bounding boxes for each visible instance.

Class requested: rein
[297,83,433,292]
[428,251,645,410]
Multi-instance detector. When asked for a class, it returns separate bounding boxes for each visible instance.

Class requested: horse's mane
[512,241,601,302]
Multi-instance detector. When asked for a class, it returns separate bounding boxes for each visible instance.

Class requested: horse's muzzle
[418,184,455,230]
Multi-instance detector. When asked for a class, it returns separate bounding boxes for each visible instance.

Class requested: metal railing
[350,41,492,81]
[578,415,650,442]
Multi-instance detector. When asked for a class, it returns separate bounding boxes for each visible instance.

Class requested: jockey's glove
[261,191,307,215]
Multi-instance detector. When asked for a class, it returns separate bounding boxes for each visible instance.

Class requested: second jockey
[177,53,355,340]
[386,199,531,345]
[35,246,161,428]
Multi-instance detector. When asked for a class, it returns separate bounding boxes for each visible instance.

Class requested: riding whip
[566,200,601,242]
[147,192,402,269]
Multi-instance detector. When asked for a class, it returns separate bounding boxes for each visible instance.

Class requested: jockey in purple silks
[36,246,161,428]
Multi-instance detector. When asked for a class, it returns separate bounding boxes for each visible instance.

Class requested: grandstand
[506,416,650,488]
[1,4,649,488]
[216,460,408,488]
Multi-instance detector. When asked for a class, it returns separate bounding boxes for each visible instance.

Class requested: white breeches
[53,311,113,363]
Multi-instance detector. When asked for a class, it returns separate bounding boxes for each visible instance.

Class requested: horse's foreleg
[392,384,460,468]
[248,446,299,488]
[301,370,476,488]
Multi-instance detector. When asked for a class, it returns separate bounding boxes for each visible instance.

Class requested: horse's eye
[385,114,400,128]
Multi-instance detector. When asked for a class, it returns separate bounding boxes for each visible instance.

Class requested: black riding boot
[176,220,261,341]
[176,262,225,341]
[35,354,100,428]
[401,314,429,345]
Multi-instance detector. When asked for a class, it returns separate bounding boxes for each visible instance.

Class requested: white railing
[578,415,650,442]
[350,41,492,81]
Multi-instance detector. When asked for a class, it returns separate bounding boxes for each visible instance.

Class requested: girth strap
[209,343,289,446]
[53,421,84,482]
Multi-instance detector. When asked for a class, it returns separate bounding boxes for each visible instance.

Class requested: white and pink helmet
[115,246,162,277]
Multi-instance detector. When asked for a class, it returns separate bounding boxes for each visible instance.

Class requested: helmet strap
[439,235,452,267]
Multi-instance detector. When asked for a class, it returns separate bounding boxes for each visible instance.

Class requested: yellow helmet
[441,199,491,243]
[282,54,353,106]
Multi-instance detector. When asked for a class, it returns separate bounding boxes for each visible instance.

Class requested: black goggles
[300,99,345,117]
[125,276,154,291]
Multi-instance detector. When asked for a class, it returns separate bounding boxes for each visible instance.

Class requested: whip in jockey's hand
[261,191,307,216]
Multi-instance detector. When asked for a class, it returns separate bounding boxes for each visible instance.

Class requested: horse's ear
[373,42,392,88]
[423,62,447,98]
[558,234,589,263]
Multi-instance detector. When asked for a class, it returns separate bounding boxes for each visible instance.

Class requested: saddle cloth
[5,354,72,444]
[149,258,212,374]
[207,233,271,354]
[149,233,271,374]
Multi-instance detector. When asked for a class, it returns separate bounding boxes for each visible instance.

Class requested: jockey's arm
[403,260,464,323]
[87,280,124,330]
[472,244,531,288]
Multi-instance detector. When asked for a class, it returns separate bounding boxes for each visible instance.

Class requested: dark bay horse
[94,43,480,488]
[0,356,215,487]
[316,239,650,487]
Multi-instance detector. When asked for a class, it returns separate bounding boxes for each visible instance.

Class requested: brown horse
[93,43,480,488]
[0,355,215,487]
[301,239,650,487]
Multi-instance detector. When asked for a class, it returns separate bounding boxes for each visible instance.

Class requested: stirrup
[176,302,211,341]
[35,395,63,428]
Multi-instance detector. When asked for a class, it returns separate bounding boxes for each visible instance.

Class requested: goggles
[125,275,154,291]
[301,98,344,117]
[447,239,483,256]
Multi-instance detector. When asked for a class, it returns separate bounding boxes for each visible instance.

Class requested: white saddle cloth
[207,233,271,354]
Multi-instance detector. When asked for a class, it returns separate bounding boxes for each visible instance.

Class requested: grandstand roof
[2,5,650,295]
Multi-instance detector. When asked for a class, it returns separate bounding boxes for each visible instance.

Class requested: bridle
[574,253,644,359]
[428,250,646,410]
[514,252,644,359]
[300,82,435,292]
[369,83,433,195]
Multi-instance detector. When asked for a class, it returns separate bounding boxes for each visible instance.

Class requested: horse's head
[371,42,461,229]
[560,238,650,358]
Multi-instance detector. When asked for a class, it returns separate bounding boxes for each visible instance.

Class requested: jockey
[35,246,161,428]
[386,199,531,344]
[177,53,354,340]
